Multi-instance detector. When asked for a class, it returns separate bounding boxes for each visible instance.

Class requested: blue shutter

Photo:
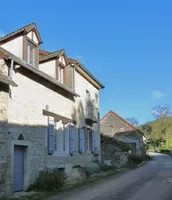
[48,117,55,154]
[92,131,96,153]
[79,128,85,153]
[69,126,75,154]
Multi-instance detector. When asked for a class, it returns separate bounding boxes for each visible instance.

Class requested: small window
[58,66,64,83]
[27,43,35,66]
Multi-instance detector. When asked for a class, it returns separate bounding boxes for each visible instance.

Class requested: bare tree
[152,104,172,119]
[126,117,139,126]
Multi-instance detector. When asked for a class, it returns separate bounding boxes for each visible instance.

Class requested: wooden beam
[43,109,76,125]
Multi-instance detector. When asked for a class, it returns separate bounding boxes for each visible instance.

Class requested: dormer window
[23,36,39,68]
[27,42,35,66]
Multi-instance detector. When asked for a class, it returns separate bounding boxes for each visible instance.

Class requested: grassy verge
[0,161,148,200]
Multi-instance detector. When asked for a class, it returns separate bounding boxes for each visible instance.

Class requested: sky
[1,0,172,125]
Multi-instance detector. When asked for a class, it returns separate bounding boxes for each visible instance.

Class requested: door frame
[11,140,31,192]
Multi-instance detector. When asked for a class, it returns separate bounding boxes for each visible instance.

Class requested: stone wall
[0,83,12,196]
[101,142,128,167]
[100,112,134,137]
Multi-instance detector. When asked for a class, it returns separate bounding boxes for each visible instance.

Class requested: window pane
[27,44,35,66]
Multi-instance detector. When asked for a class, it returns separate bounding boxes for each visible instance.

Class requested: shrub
[128,154,152,164]
[99,164,117,172]
[27,168,67,192]
[160,149,171,154]
[128,155,143,164]
[73,165,83,169]
[99,164,110,172]
[101,134,131,152]
[84,163,101,176]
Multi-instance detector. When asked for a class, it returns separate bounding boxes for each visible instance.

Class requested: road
[49,153,172,200]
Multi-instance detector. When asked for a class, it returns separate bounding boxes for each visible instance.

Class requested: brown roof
[0,46,79,97]
[39,49,64,63]
[0,22,43,45]
[39,49,49,56]
[101,110,145,135]
[67,57,79,64]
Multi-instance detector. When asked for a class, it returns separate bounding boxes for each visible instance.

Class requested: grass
[0,162,146,200]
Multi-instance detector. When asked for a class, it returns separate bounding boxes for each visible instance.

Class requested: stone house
[0,22,104,196]
[100,110,146,156]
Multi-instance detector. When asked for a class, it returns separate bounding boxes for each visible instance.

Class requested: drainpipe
[9,58,14,78]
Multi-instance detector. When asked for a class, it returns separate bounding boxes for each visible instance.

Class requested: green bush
[101,134,131,152]
[128,155,143,164]
[99,164,110,172]
[27,168,67,192]
[84,163,101,176]
[99,164,117,172]
[160,149,171,154]
[128,154,152,164]
[73,165,83,169]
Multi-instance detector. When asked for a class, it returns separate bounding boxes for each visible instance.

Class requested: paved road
[49,153,172,200]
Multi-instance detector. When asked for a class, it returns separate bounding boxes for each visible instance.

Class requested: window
[55,121,65,153]
[84,128,92,152]
[58,66,64,83]
[54,122,73,155]
[27,43,35,66]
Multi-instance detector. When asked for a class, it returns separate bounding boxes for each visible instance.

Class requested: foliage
[101,134,131,152]
[72,165,83,169]
[84,163,101,176]
[27,168,67,192]
[99,164,117,172]
[128,154,151,164]
[128,155,143,164]
[159,149,171,154]
[140,104,172,150]
[126,117,139,126]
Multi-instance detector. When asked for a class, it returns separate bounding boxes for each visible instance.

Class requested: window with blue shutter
[79,128,85,153]
[48,117,55,154]
[92,131,96,153]
[69,125,75,154]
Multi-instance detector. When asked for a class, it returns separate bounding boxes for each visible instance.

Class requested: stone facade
[0,23,104,196]
[101,142,128,167]
[0,83,12,196]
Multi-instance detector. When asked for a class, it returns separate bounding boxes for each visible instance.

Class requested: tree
[140,122,152,134]
[126,117,139,126]
[152,104,172,149]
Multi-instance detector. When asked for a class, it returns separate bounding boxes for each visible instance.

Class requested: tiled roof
[39,49,49,56]
[39,49,64,63]
[0,46,79,96]
[67,57,79,64]
[0,22,43,44]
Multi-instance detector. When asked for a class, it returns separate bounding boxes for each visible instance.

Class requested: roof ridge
[0,22,35,41]
[100,110,144,135]
[39,49,63,58]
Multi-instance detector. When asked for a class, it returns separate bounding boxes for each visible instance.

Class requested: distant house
[0,22,104,196]
[100,110,146,156]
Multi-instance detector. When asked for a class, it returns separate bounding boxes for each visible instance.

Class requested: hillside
[140,117,172,150]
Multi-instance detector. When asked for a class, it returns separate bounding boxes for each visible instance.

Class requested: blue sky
[1,0,172,125]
